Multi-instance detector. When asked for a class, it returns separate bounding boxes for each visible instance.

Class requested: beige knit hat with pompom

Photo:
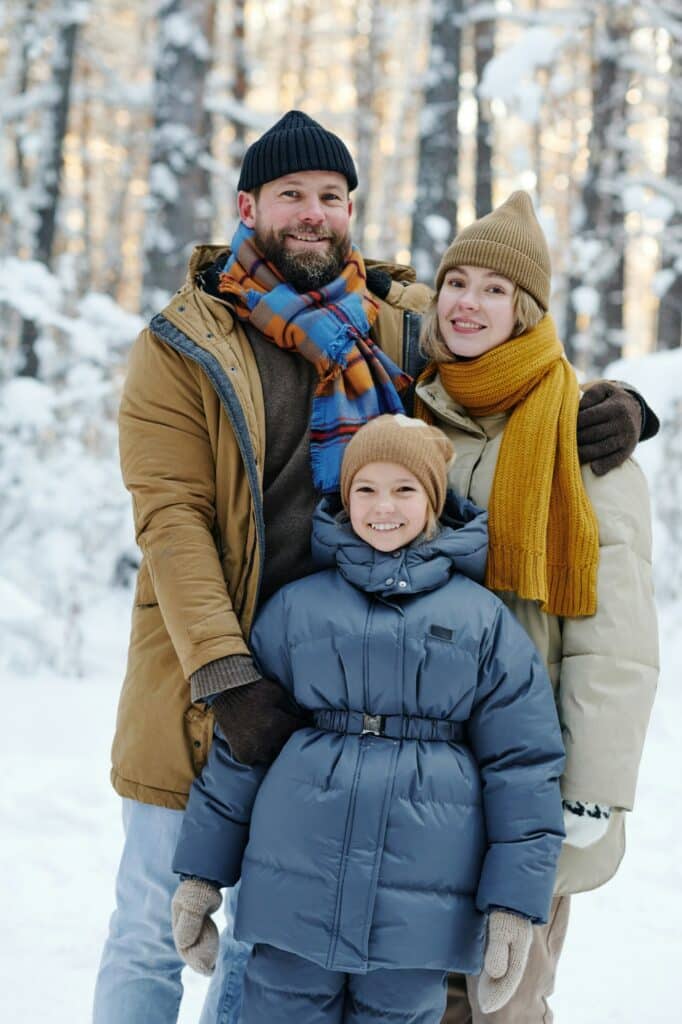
[340,414,455,516]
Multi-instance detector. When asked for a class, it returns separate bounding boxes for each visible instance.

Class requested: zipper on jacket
[401,310,425,416]
[327,739,365,970]
[362,600,376,714]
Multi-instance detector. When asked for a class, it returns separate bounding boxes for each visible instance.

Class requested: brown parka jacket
[111,246,432,809]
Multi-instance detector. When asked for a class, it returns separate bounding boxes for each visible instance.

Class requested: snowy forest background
[1,1,681,1020]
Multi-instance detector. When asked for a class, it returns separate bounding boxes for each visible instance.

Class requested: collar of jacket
[183,243,421,303]
[310,492,488,598]
[415,372,509,441]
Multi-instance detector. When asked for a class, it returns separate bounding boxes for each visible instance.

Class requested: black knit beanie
[237,110,358,192]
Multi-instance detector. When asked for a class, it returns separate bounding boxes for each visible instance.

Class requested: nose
[298,196,325,225]
[457,286,479,310]
[374,494,396,513]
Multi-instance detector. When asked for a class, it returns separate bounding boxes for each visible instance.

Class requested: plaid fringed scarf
[218,223,411,493]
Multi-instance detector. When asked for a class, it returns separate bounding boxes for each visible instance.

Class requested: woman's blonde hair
[419,284,545,365]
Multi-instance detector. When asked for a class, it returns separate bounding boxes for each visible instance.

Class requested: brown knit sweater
[190,293,322,701]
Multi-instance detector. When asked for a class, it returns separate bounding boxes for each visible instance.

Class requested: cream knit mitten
[562,800,611,848]
[171,878,223,976]
[478,910,533,1014]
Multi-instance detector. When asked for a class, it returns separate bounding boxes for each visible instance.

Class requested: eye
[280,190,300,199]
[353,485,374,493]
[397,485,417,493]
[446,276,464,288]
[322,192,343,202]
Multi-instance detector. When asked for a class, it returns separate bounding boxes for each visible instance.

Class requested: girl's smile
[349,462,429,552]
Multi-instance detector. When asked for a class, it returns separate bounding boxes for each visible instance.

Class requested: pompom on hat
[237,110,358,192]
[435,191,551,310]
[340,414,455,518]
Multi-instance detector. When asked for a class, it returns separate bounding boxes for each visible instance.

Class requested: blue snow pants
[240,944,448,1023]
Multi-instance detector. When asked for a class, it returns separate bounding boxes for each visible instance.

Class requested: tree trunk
[564,3,630,372]
[230,0,248,175]
[142,0,216,313]
[352,0,382,251]
[474,18,494,218]
[657,50,682,349]
[410,0,464,283]
[19,2,81,377]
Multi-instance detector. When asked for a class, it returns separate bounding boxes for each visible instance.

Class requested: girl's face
[349,462,429,552]
[437,264,516,358]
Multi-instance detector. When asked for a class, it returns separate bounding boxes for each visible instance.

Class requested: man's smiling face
[237,171,353,291]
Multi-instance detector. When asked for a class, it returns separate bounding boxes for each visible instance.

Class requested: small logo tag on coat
[429,624,454,641]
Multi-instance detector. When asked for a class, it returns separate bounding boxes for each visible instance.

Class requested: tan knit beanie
[340,414,455,516]
[435,191,551,309]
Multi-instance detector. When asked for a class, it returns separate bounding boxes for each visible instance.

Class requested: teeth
[370,523,402,531]
[453,320,483,329]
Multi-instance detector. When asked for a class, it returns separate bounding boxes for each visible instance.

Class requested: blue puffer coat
[174,495,565,975]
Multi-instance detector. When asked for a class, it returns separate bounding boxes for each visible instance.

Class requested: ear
[347,198,353,218]
[237,191,257,228]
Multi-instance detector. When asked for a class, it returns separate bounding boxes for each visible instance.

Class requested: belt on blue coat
[312,709,465,742]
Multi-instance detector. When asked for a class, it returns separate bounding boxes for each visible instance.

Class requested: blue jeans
[93,798,251,1024]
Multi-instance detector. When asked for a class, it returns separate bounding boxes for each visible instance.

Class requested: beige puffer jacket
[415,372,659,895]
[112,246,432,809]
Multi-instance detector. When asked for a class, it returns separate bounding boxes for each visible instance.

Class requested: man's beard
[254,222,350,292]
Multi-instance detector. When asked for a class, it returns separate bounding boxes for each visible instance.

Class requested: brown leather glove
[577,381,642,476]
[211,677,309,766]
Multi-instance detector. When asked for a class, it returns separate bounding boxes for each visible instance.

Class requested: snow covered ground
[1,595,680,1021]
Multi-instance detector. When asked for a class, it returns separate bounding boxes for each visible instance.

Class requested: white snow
[479,28,566,123]
[424,214,453,243]
[571,285,601,318]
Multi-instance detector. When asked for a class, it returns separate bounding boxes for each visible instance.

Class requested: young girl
[170,413,565,1023]
[413,191,659,1022]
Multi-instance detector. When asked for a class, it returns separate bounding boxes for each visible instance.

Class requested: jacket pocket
[133,560,157,607]
[418,632,477,717]
[184,704,214,774]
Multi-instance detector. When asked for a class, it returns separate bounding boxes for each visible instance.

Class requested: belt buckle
[361,713,385,737]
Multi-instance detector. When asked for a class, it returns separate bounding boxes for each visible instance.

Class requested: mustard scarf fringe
[415,315,598,617]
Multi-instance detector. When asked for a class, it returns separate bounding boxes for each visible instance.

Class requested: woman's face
[437,265,516,358]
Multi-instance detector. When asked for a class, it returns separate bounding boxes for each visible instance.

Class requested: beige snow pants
[441,897,571,1024]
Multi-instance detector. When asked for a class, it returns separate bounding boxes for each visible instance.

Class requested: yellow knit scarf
[414,314,598,616]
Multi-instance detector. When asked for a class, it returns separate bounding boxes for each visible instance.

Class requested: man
[93,111,655,1024]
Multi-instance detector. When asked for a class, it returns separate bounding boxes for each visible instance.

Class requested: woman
[413,191,659,1023]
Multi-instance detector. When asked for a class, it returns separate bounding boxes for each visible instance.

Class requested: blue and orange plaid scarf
[218,223,410,493]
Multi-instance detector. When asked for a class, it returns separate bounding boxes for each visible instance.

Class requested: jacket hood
[311,491,488,598]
